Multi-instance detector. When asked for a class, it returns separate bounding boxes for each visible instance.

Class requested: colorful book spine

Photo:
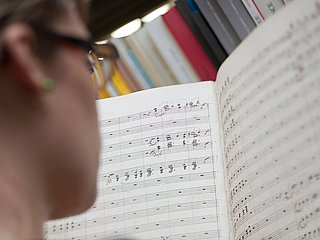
[98,59,132,96]
[126,47,155,89]
[115,59,142,92]
[129,27,180,86]
[176,0,227,66]
[162,6,218,81]
[145,17,200,84]
[125,35,168,87]
[110,38,155,89]
[110,64,132,95]
[105,79,119,97]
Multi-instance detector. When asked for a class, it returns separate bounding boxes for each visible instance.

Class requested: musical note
[54,96,225,239]
[217,2,320,239]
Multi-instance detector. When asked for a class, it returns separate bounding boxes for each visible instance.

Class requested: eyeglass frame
[30,24,109,98]
[0,22,106,98]
[0,23,95,69]
[31,23,100,75]
[30,23,93,53]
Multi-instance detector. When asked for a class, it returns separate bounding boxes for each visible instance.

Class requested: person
[0,1,101,239]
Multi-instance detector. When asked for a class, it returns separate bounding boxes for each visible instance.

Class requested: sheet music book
[45,0,320,239]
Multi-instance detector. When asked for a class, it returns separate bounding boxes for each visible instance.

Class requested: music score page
[45,82,230,240]
[216,0,320,239]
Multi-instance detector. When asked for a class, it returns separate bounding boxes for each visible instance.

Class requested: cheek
[53,53,98,130]
[51,101,100,215]
[42,107,100,218]
[47,55,101,207]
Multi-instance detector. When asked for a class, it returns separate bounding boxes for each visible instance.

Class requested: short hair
[0,0,88,31]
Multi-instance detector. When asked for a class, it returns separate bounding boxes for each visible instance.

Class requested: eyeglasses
[31,24,109,98]
[31,23,93,52]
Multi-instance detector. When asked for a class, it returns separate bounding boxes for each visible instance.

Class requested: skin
[0,4,100,240]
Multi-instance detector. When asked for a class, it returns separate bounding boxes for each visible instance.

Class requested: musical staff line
[99,156,213,186]
[226,110,320,173]
[229,135,318,190]
[101,171,216,195]
[234,187,320,230]
[101,116,210,139]
[91,185,216,212]
[101,140,213,166]
[101,128,211,153]
[100,102,210,127]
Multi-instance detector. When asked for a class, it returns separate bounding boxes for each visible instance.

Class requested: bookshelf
[88,0,295,98]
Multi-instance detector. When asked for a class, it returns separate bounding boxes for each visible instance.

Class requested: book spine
[125,35,167,87]
[126,49,155,89]
[187,0,228,64]
[105,79,119,97]
[175,0,224,67]
[162,6,218,81]
[241,0,264,24]
[110,38,155,89]
[145,17,200,84]
[99,58,133,95]
[216,0,256,40]
[91,71,111,99]
[110,65,132,95]
[195,0,241,54]
[115,59,142,92]
[132,28,180,86]
[252,0,285,19]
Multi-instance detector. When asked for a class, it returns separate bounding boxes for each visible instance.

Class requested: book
[94,43,142,94]
[125,29,178,87]
[241,0,264,25]
[110,38,156,90]
[109,64,132,96]
[95,54,132,96]
[195,0,241,54]
[162,6,218,81]
[104,78,119,97]
[216,0,256,40]
[125,35,166,88]
[127,27,180,86]
[144,17,200,84]
[45,0,320,239]
[252,0,285,20]
[116,58,142,93]
[175,0,226,68]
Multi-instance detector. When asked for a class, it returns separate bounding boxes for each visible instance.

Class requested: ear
[1,23,46,94]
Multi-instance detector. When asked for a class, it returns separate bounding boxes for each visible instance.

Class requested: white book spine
[132,28,180,86]
[241,0,264,24]
[253,0,285,19]
[145,17,200,84]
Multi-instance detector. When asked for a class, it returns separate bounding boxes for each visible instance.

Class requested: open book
[45,0,320,239]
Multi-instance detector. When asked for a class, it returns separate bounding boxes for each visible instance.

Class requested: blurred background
[87,0,293,99]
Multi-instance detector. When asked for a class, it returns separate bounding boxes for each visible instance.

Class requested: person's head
[0,0,100,219]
